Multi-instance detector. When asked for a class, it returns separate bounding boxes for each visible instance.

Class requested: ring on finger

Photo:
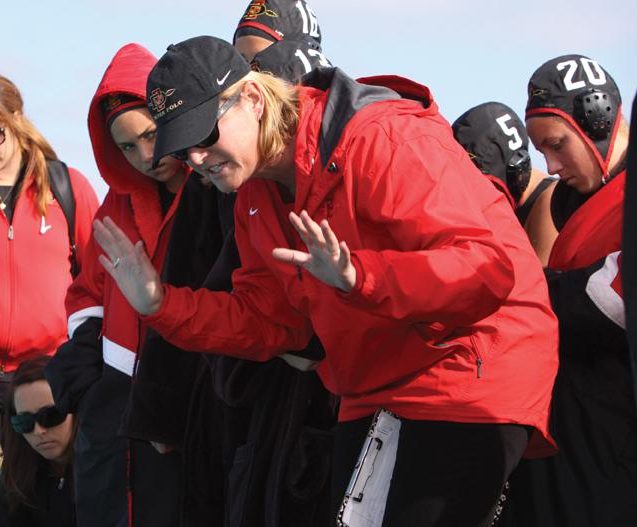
[112,257,121,269]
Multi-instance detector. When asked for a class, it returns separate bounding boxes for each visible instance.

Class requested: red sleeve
[65,192,110,338]
[144,197,313,360]
[342,122,515,327]
[68,167,100,271]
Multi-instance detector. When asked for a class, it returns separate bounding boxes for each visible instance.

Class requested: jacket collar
[293,68,435,215]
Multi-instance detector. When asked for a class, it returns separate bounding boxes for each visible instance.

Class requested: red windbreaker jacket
[147,69,559,450]
[66,44,184,374]
[0,166,98,371]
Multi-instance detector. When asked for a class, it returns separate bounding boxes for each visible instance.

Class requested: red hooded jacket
[66,43,185,374]
[0,163,98,372]
[147,69,559,451]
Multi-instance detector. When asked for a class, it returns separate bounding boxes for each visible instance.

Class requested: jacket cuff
[142,285,172,326]
[338,250,378,306]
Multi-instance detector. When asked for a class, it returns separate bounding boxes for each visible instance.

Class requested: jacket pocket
[286,426,333,502]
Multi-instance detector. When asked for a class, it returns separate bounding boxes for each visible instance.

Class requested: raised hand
[93,217,164,315]
[272,210,356,292]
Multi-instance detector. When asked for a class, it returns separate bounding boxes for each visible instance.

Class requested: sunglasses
[11,405,67,434]
[172,93,242,162]
[0,127,5,147]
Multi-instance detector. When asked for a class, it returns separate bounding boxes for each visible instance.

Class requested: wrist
[145,284,165,315]
[338,264,356,292]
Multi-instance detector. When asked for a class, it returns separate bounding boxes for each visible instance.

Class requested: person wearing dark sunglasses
[0,356,76,527]
[94,34,560,527]
[163,6,339,525]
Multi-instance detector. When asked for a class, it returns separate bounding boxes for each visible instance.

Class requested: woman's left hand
[272,210,356,292]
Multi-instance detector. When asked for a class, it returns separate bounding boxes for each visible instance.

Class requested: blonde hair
[0,75,58,216]
[221,71,299,167]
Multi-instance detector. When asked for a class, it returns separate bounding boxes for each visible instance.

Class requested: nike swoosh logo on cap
[216,70,232,86]
[249,208,259,216]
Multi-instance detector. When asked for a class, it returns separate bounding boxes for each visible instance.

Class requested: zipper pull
[57,477,65,490]
[477,358,483,379]
[8,225,14,240]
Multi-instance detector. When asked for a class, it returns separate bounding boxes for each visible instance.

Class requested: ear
[241,81,265,121]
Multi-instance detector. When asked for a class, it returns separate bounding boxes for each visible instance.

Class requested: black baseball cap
[233,0,322,47]
[453,102,530,185]
[147,36,251,167]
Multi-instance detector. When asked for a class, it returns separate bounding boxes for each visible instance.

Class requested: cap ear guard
[505,149,532,203]
[573,88,617,141]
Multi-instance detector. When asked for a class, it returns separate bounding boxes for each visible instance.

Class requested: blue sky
[5,0,636,199]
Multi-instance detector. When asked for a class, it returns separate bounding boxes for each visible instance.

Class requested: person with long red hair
[0,76,98,429]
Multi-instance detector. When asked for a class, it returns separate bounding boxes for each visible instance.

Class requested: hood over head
[88,43,158,194]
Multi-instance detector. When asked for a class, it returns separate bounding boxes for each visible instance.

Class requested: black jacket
[0,464,75,527]
[624,92,637,402]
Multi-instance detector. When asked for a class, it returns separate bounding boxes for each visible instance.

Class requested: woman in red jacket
[0,76,98,409]
[45,43,207,527]
[95,36,559,527]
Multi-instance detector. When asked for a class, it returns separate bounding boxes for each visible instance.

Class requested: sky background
[4,0,636,200]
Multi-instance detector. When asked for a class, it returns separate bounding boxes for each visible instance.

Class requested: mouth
[207,161,228,177]
[37,440,56,449]
[149,161,165,173]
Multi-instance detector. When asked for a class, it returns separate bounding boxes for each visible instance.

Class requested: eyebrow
[539,136,561,149]
[115,125,156,147]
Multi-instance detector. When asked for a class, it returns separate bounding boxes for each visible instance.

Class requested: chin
[575,179,600,195]
[208,171,243,194]
[38,446,63,461]
[212,180,240,194]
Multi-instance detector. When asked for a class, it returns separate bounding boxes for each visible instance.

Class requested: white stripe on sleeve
[586,251,625,329]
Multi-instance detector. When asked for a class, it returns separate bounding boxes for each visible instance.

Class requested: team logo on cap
[527,83,550,105]
[243,0,278,20]
[148,87,176,115]
[104,94,122,112]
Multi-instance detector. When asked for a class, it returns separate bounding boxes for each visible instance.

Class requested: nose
[32,422,47,436]
[544,154,563,177]
[139,142,154,167]
[187,148,208,167]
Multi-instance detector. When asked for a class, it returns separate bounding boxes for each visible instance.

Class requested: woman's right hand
[93,217,164,315]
